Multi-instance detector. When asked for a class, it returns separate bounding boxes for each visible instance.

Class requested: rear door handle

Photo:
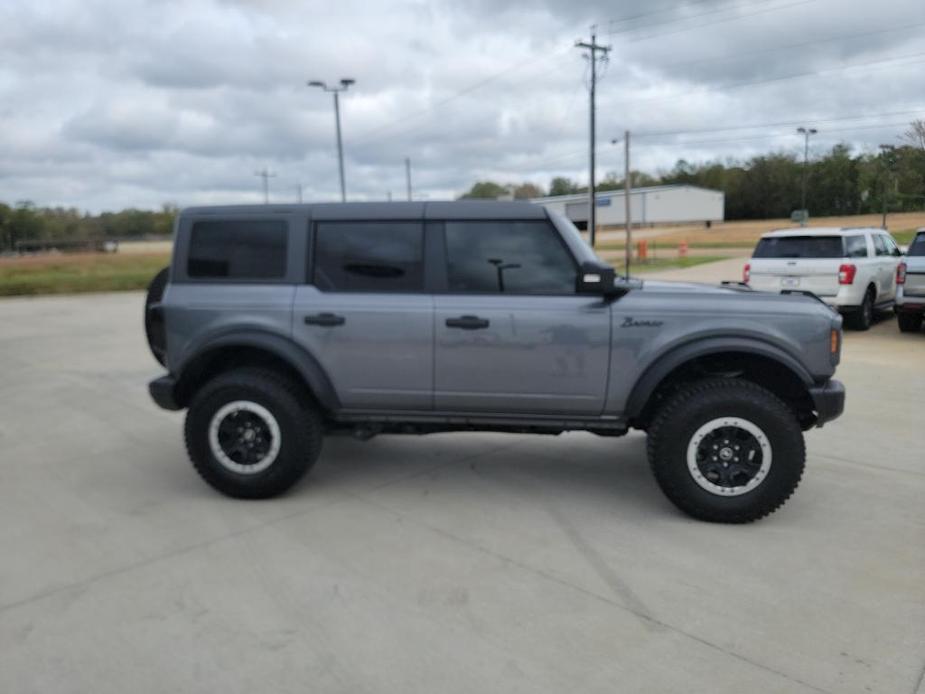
[445,315,490,330]
[304,312,345,327]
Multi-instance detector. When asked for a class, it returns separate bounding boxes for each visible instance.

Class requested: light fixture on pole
[796,127,817,227]
[308,78,356,202]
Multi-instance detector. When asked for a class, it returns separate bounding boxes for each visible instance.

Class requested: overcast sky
[0,0,923,211]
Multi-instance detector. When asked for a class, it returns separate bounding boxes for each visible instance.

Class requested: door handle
[304,312,345,327]
[445,315,490,330]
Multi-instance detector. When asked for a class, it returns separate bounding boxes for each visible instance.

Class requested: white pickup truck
[744,227,902,330]
[896,227,925,333]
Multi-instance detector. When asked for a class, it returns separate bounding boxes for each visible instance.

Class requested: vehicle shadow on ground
[304,432,674,518]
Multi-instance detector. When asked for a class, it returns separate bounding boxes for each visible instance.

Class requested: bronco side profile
[146,201,845,523]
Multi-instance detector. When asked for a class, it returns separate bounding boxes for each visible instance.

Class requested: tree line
[461,120,925,221]
[0,203,178,252]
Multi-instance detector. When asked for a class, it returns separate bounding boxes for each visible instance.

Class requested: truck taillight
[743,263,750,283]
[897,262,907,285]
[838,263,856,285]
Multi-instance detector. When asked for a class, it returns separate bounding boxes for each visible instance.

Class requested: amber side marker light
[831,328,840,355]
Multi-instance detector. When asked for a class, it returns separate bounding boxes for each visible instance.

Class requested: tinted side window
[873,234,890,257]
[752,236,843,259]
[314,221,424,292]
[188,220,287,279]
[908,233,925,257]
[844,235,868,258]
[444,221,576,294]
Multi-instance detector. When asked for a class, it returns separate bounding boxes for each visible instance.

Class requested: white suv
[744,227,902,330]
[896,228,925,333]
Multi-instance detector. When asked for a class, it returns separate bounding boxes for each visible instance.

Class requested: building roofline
[530,184,723,204]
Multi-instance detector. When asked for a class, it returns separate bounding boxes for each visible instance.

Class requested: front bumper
[149,375,182,411]
[808,379,845,427]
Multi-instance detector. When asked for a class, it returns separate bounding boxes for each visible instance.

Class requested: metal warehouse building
[531,184,724,229]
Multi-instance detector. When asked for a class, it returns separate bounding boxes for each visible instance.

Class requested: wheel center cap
[719,447,734,461]
[243,429,256,442]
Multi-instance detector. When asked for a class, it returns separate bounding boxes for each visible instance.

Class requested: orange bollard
[637,239,648,261]
[678,241,688,259]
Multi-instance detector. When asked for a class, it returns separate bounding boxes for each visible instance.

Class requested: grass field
[593,211,925,250]
[0,253,169,297]
[605,255,728,274]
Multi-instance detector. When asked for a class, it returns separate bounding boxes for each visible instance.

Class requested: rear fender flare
[175,330,340,412]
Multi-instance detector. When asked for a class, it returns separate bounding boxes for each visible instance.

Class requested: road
[0,289,922,694]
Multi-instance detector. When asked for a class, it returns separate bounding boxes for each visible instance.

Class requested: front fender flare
[624,336,814,419]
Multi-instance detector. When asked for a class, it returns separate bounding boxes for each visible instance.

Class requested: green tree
[548,176,580,196]
[459,181,509,199]
[511,182,545,199]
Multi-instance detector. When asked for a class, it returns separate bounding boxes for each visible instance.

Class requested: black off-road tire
[846,287,874,331]
[647,378,805,523]
[897,312,923,333]
[144,266,170,366]
[184,368,323,498]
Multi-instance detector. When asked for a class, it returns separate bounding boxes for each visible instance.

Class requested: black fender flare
[175,330,341,412]
[624,336,814,419]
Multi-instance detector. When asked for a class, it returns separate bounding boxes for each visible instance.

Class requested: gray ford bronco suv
[145,201,845,523]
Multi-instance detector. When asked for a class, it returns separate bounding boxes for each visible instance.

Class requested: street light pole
[797,126,817,227]
[308,78,355,202]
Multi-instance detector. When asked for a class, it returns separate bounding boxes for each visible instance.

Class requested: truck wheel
[897,312,923,333]
[144,267,169,366]
[647,379,805,523]
[184,368,322,498]
[846,288,874,331]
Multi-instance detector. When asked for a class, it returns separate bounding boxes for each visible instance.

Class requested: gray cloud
[0,0,922,211]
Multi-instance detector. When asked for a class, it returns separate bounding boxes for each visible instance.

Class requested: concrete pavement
[0,291,923,694]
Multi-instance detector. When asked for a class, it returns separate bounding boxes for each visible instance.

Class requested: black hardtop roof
[181,200,548,221]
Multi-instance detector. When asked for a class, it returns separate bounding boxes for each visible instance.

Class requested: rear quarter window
[187,220,288,279]
[753,236,844,259]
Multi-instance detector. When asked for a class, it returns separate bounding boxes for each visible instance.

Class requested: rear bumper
[149,375,182,411]
[808,379,845,427]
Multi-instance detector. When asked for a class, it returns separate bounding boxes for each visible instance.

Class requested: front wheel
[647,379,805,523]
[185,368,323,498]
[897,312,923,333]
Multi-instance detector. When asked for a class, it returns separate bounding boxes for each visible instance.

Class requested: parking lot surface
[0,290,923,694]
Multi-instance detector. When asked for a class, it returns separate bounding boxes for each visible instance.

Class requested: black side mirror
[577,261,617,295]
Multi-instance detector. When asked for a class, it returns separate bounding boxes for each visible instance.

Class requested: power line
[630,109,925,139]
[511,116,924,174]
[349,0,814,148]
[648,20,925,74]
[601,50,925,111]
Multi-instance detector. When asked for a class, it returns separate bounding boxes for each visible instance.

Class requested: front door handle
[445,315,490,330]
[304,312,345,327]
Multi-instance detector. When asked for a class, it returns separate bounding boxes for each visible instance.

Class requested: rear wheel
[897,312,923,333]
[185,368,322,498]
[144,267,169,366]
[647,379,805,523]
[846,287,874,331]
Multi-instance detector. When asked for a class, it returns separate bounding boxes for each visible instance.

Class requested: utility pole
[308,78,356,202]
[254,168,276,204]
[624,130,631,279]
[296,182,303,204]
[387,191,393,202]
[797,126,817,226]
[405,157,412,201]
[576,27,611,247]
[879,144,896,230]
